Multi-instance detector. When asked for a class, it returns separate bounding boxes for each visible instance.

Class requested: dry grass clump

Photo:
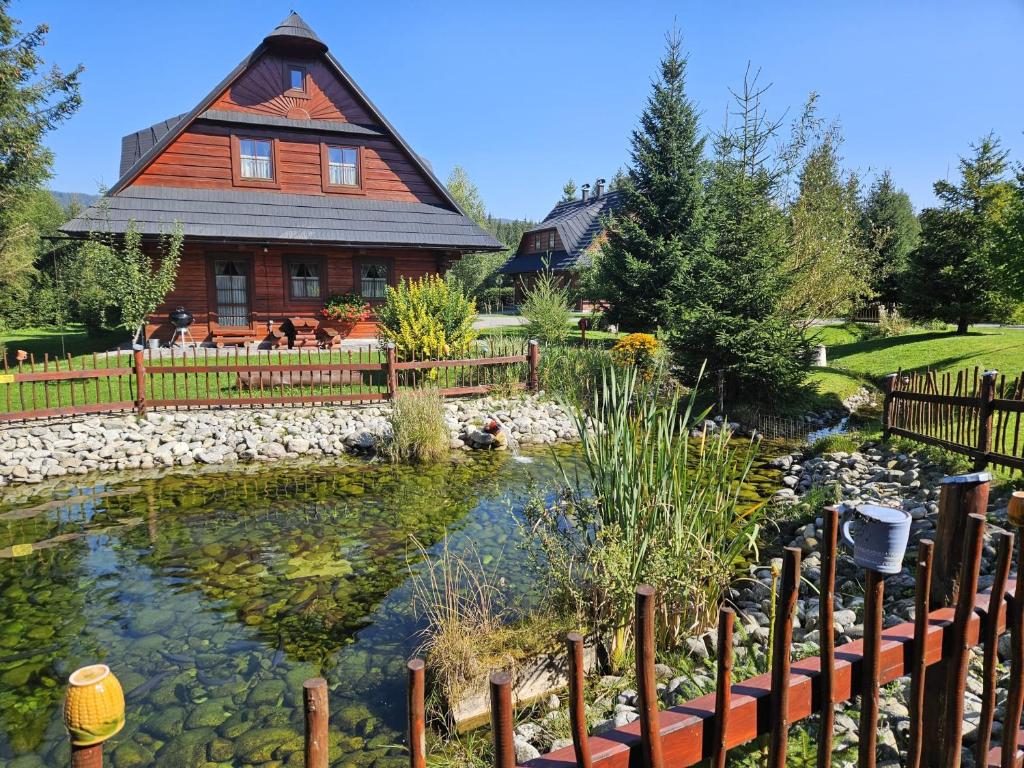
[387,388,450,463]
[408,538,567,714]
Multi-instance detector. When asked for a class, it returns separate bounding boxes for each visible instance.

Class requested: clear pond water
[0,447,780,767]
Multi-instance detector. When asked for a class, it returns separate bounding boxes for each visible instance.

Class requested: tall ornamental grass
[386,389,450,463]
[523,365,763,670]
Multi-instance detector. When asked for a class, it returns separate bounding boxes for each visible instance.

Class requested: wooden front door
[213,259,250,327]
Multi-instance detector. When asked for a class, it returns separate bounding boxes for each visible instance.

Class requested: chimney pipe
[595,178,606,198]
[580,183,590,203]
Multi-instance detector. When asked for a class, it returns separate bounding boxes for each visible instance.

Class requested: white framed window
[239,138,273,180]
[327,146,359,187]
[548,231,556,249]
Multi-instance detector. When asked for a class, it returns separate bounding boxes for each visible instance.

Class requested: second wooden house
[62,12,502,347]
[499,180,622,310]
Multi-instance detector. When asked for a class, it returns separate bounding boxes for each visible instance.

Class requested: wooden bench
[212,332,255,348]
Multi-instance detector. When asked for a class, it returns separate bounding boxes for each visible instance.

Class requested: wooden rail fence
[0,340,539,423]
[883,367,1024,473]
[67,479,1024,768]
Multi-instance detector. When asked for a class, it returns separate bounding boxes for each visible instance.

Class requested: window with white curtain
[239,138,273,180]
[360,263,388,298]
[327,146,359,186]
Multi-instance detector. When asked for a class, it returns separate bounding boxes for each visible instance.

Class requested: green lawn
[1,325,124,366]
[811,323,1024,380]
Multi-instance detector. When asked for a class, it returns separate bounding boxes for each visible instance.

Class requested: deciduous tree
[782,131,874,325]
[0,1,82,328]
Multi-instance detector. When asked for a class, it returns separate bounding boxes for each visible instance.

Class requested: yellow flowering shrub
[376,275,477,362]
[609,333,662,373]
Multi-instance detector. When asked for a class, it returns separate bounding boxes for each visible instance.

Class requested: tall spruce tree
[671,68,809,403]
[560,179,578,202]
[592,30,711,330]
[860,171,920,305]
[903,135,1016,333]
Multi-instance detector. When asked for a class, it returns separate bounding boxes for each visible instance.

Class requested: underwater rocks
[0,395,578,487]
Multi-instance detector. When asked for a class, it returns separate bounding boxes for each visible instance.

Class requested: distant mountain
[51,191,99,209]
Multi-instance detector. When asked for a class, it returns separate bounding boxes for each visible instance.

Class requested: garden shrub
[872,305,912,338]
[376,275,477,361]
[523,366,763,671]
[386,389,450,463]
[520,268,571,345]
[610,332,663,375]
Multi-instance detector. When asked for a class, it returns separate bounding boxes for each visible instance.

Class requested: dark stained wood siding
[147,245,444,342]
[133,125,444,204]
[212,53,374,123]
[517,227,562,255]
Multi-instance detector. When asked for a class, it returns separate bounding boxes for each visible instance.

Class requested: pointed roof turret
[263,11,327,52]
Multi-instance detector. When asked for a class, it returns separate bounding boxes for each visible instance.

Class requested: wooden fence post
[711,606,734,768]
[858,568,885,768]
[407,659,426,768]
[489,671,515,768]
[566,633,592,768]
[133,349,146,417]
[303,678,329,768]
[71,745,104,768]
[385,343,398,399]
[907,539,934,768]
[922,473,991,767]
[635,585,664,768]
[882,373,898,439]
[940,513,986,768]
[974,370,998,471]
[817,507,839,768]
[767,547,801,768]
[527,339,539,392]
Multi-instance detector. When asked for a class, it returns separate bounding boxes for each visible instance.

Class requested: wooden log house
[62,13,502,347]
[499,180,621,309]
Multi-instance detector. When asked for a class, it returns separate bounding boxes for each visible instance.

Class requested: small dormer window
[285,62,307,95]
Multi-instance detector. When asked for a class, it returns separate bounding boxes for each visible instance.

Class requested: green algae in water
[0,445,779,766]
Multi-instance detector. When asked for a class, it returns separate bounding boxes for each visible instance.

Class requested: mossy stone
[0,663,34,687]
[8,755,46,768]
[112,740,155,768]
[233,726,296,763]
[186,699,233,728]
[246,678,286,706]
[207,736,235,762]
[156,726,214,766]
[143,706,185,740]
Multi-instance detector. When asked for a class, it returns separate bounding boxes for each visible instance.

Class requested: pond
[0,447,781,768]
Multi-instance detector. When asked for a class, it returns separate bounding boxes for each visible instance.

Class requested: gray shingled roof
[119,114,187,177]
[264,12,326,50]
[499,190,622,274]
[62,186,503,250]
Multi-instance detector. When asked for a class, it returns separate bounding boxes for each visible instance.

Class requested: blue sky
[26,0,1024,221]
